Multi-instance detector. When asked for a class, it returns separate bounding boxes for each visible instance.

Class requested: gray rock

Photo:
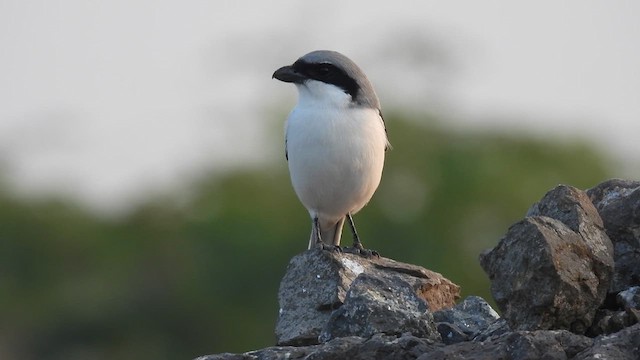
[481,185,614,333]
[618,286,640,310]
[295,336,366,360]
[196,329,594,360]
[194,355,252,360]
[275,249,460,346]
[325,333,437,360]
[195,347,311,360]
[195,180,640,360]
[589,309,639,336]
[320,272,440,342]
[275,249,357,346]
[435,322,468,344]
[433,296,501,344]
[527,185,614,294]
[575,323,640,360]
[196,333,442,360]
[472,318,510,342]
[481,217,604,333]
[587,179,640,293]
[419,329,592,360]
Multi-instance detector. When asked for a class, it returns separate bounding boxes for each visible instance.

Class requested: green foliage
[0,113,611,359]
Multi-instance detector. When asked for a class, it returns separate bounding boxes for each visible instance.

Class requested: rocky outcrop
[276,249,460,345]
[195,179,640,360]
[433,295,505,344]
[587,179,640,293]
[480,185,614,333]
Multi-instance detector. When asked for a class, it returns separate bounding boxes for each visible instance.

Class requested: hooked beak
[272,65,307,84]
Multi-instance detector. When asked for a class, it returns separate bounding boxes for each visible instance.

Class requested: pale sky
[1,1,639,213]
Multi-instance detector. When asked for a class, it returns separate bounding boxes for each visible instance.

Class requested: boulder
[574,323,640,360]
[196,179,640,360]
[433,296,501,344]
[587,179,640,293]
[618,286,640,310]
[319,272,440,343]
[275,249,460,345]
[196,329,595,360]
[421,329,592,360]
[480,185,614,333]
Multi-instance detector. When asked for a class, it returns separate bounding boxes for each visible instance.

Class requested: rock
[421,330,592,360]
[480,185,614,333]
[194,324,640,360]
[527,185,615,291]
[575,323,640,360]
[587,179,640,293]
[196,329,593,360]
[275,249,460,346]
[435,322,468,345]
[588,285,640,336]
[618,286,640,310]
[319,272,440,343]
[433,296,501,344]
[480,217,602,333]
[588,308,640,336]
[275,249,358,346]
[195,180,640,360]
[332,333,437,360]
[472,318,510,342]
[197,333,441,360]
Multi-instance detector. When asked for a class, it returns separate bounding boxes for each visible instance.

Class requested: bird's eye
[303,63,333,79]
[317,65,331,75]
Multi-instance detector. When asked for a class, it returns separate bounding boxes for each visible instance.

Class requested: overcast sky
[1,1,639,213]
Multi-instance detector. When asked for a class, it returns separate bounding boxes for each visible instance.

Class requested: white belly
[285,105,387,224]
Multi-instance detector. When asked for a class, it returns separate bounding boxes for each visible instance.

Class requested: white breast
[285,80,388,224]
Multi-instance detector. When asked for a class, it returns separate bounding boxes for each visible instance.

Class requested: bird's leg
[345,213,379,257]
[347,213,362,250]
[312,216,341,252]
[313,216,323,244]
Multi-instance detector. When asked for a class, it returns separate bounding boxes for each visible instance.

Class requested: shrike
[273,50,390,254]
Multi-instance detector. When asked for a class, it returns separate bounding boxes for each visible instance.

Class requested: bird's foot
[313,242,343,253]
[342,243,379,258]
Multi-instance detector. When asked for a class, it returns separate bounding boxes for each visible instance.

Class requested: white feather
[285,80,388,247]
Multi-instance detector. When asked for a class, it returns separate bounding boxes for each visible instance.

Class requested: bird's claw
[314,242,343,253]
[342,244,379,258]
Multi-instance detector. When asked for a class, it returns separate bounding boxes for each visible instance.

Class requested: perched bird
[272,50,390,254]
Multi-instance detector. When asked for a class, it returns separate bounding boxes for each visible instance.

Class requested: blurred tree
[0,113,612,359]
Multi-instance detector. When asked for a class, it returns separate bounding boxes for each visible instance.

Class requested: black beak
[272,65,306,84]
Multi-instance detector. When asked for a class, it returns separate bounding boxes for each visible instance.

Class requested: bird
[272,50,390,255]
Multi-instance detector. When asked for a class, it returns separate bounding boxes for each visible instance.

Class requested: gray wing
[379,109,391,151]
[284,124,289,161]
